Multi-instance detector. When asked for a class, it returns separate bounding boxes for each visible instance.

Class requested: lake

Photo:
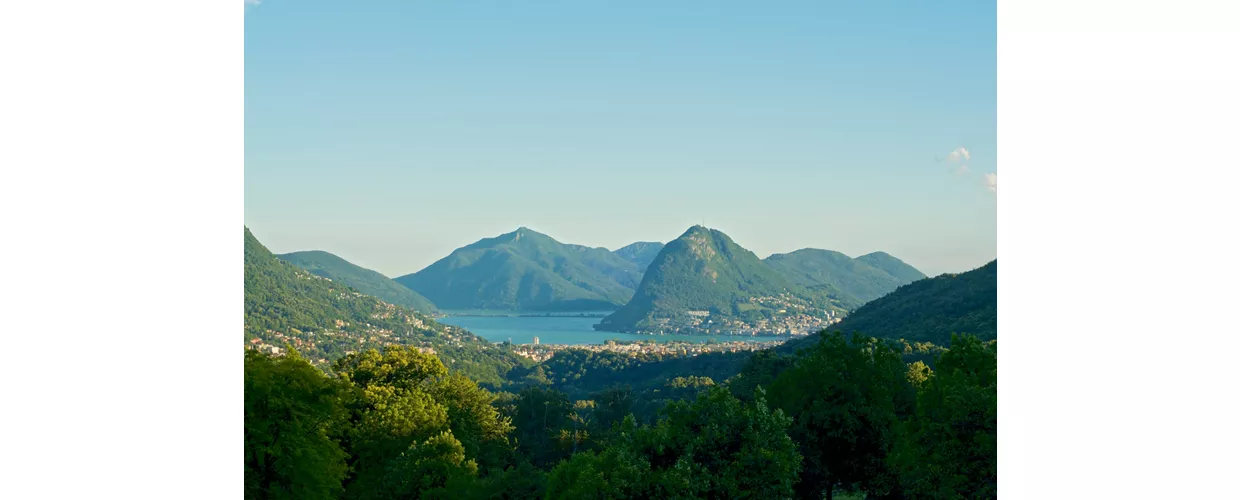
[437,314,777,346]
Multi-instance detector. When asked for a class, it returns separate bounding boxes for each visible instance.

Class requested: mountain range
[277,250,438,314]
[595,226,851,333]
[394,227,644,311]
[764,249,926,308]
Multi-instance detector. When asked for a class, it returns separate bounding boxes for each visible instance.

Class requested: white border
[2,0,1238,497]
[1,1,242,498]
[1000,0,1240,498]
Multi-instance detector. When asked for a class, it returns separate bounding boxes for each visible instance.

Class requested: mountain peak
[510,226,551,240]
[597,227,843,334]
[396,228,644,311]
[683,224,711,236]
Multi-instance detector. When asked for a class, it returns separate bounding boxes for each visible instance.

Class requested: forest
[245,331,996,499]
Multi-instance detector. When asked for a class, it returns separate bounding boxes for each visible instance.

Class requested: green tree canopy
[768,332,908,499]
[892,334,997,499]
[244,350,349,500]
[546,386,802,499]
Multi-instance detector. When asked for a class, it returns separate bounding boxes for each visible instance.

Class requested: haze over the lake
[244,0,996,278]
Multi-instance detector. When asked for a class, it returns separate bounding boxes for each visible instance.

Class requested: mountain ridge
[613,241,666,271]
[244,227,522,385]
[395,227,643,311]
[277,250,438,314]
[763,248,925,307]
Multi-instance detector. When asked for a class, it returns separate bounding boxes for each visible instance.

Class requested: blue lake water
[437,315,776,346]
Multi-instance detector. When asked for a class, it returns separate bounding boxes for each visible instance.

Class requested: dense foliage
[825,260,997,345]
[545,386,802,499]
[768,333,910,498]
[890,335,997,498]
[597,226,847,333]
[245,349,349,500]
[611,241,665,270]
[278,250,439,313]
[245,332,996,499]
[765,248,925,308]
[245,227,526,386]
[394,227,643,311]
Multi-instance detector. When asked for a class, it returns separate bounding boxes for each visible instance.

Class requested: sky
[245,0,996,278]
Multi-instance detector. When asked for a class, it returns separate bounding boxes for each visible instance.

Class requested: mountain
[855,251,927,283]
[244,227,522,385]
[596,226,846,333]
[613,241,665,270]
[394,227,644,311]
[277,250,438,314]
[782,260,996,351]
[764,249,925,307]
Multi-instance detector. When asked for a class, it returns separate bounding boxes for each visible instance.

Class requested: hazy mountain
[782,260,996,351]
[243,227,521,384]
[394,227,643,311]
[764,248,925,307]
[277,250,438,314]
[855,251,927,283]
[613,241,665,270]
[596,226,844,333]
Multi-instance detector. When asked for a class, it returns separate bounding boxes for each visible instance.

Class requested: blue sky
[245,0,996,278]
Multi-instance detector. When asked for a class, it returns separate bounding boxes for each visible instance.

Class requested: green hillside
[613,241,665,270]
[277,250,438,313]
[244,227,523,385]
[783,260,996,350]
[596,226,845,334]
[394,227,642,311]
[764,248,925,307]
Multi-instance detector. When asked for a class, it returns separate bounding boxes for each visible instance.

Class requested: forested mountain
[395,228,643,311]
[244,227,523,386]
[783,260,996,351]
[612,241,664,270]
[764,248,925,307]
[245,228,996,499]
[277,250,438,313]
[596,226,846,333]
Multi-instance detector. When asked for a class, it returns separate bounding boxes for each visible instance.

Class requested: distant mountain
[764,249,925,307]
[596,226,845,333]
[855,251,927,283]
[613,242,665,270]
[244,227,521,385]
[394,227,643,311]
[277,250,438,314]
[782,260,996,351]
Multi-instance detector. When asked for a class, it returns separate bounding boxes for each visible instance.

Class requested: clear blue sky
[245,0,996,278]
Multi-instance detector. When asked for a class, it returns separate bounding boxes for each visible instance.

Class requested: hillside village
[245,272,483,367]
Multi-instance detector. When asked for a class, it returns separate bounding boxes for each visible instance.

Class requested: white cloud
[984,173,997,193]
[941,147,972,175]
[946,147,971,162]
